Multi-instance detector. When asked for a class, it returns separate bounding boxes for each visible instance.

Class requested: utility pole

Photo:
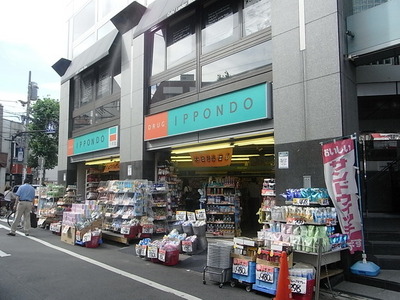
[22,71,39,182]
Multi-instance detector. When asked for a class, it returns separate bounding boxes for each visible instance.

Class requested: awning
[133,0,197,38]
[61,29,119,83]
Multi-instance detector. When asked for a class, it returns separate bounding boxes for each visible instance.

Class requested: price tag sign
[256,265,275,283]
[120,226,130,235]
[147,246,158,258]
[105,213,111,217]
[232,258,249,276]
[182,240,193,253]
[293,198,310,206]
[158,249,166,262]
[176,211,187,221]
[286,217,305,225]
[290,276,307,294]
[135,246,141,256]
[187,212,196,222]
[318,198,330,206]
[142,225,154,234]
[122,215,129,219]
[195,209,206,220]
[140,245,147,256]
[82,232,92,242]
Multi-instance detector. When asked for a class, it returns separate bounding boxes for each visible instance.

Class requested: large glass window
[243,0,271,36]
[73,1,95,41]
[94,100,120,124]
[80,70,95,105]
[97,62,112,99]
[167,15,196,68]
[201,41,272,86]
[151,29,167,76]
[201,0,239,54]
[150,70,196,103]
[73,111,93,131]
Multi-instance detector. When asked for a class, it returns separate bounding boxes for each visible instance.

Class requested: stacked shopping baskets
[203,241,234,288]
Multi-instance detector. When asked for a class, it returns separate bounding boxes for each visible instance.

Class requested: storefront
[144,83,274,235]
[67,125,120,200]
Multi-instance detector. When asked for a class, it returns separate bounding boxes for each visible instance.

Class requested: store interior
[157,133,275,236]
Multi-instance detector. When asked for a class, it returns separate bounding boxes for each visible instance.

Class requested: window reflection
[73,111,93,131]
[94,100,120,124]
[201,0,239,54]
[97,62,111,99]
[243,0,271,36]
[152,29,166,76]
[81,70,94,105]
[167,16,196,68]
[151,71,196,103]
[201,41,271,86]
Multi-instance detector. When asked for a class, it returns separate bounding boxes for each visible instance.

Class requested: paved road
[0,220,380,300]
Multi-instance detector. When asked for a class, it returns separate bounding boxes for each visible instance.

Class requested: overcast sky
[0,0,67,121]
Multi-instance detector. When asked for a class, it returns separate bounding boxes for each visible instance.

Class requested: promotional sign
[322,138,363,253]
[190,148,233,167]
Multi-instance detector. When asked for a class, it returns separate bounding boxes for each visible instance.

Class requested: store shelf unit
[156,163,183,219]
[99,180,151,244]
[205,177,241,238]
[150,182,169,234]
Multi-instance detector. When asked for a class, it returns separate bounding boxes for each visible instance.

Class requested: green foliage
[27,98,59,169]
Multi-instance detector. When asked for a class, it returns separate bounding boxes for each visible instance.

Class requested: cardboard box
[61,225,76,245]
[75,219,103,241]
[231,253,257,262]
[256,253,293,268]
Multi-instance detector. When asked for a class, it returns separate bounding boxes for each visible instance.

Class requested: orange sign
[104,161,120,173]
[144,112,168,140]
[190,148,233,167]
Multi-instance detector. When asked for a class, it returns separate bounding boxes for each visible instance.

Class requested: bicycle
[7,210,16,226]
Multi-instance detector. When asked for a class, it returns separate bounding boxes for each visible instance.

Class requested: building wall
[272,0,358,196]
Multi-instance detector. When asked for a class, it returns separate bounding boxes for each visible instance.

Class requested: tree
[27,98,59,171]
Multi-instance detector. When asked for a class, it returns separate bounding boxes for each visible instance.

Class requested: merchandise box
[75,219,103,242]
[231,253,257,262]
[233,237,262,247]
[256,253,293,268]
[61,225,76,245]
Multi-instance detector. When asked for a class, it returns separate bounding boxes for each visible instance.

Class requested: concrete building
[54,0,400,281]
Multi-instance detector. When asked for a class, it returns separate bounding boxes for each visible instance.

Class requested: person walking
[7,179,36,236]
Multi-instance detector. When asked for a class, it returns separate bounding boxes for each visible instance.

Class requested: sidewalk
[177,249,400,300]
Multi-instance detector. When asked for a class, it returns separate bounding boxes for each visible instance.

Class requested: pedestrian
[3,185,16,211]
[7,178,36,237]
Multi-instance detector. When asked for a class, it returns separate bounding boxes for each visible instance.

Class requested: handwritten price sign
[182,241,193,253]
[158,249,166,262]
[256,265,275,283]
[147,246,158,258]
[289,276,307,294]
[232,258,249,276]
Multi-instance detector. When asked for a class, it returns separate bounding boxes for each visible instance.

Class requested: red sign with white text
[322,138,363,253]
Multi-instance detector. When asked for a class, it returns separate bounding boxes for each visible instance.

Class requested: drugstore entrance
[155,133,275,236]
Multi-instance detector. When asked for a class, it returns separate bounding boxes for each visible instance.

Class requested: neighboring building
[1,107,26,188]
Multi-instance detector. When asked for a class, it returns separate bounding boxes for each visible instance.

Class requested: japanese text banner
[322,138,363,253]
[190,148,232,167]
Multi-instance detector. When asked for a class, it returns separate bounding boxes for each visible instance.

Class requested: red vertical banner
[322,138,363,253]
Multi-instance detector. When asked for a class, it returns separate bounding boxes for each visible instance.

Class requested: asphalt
[2,218,399,300]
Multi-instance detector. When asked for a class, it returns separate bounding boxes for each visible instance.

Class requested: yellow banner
[190,148,232,167]
[104,161,120,172]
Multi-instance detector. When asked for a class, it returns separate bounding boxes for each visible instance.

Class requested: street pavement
[1,219,399,300]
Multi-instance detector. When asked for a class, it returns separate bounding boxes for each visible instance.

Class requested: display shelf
[150,182,169,234]
[205,177,241,237]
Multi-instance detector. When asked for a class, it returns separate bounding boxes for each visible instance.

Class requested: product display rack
[150,182,169,234]
[99,180,150,245]
[257,186,347,299]
[205,177,241,237]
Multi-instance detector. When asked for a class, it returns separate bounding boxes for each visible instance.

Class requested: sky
[0,0,67,121]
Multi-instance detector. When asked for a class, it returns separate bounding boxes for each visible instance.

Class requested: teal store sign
[68,126,118,156]
[168,83,271,136]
